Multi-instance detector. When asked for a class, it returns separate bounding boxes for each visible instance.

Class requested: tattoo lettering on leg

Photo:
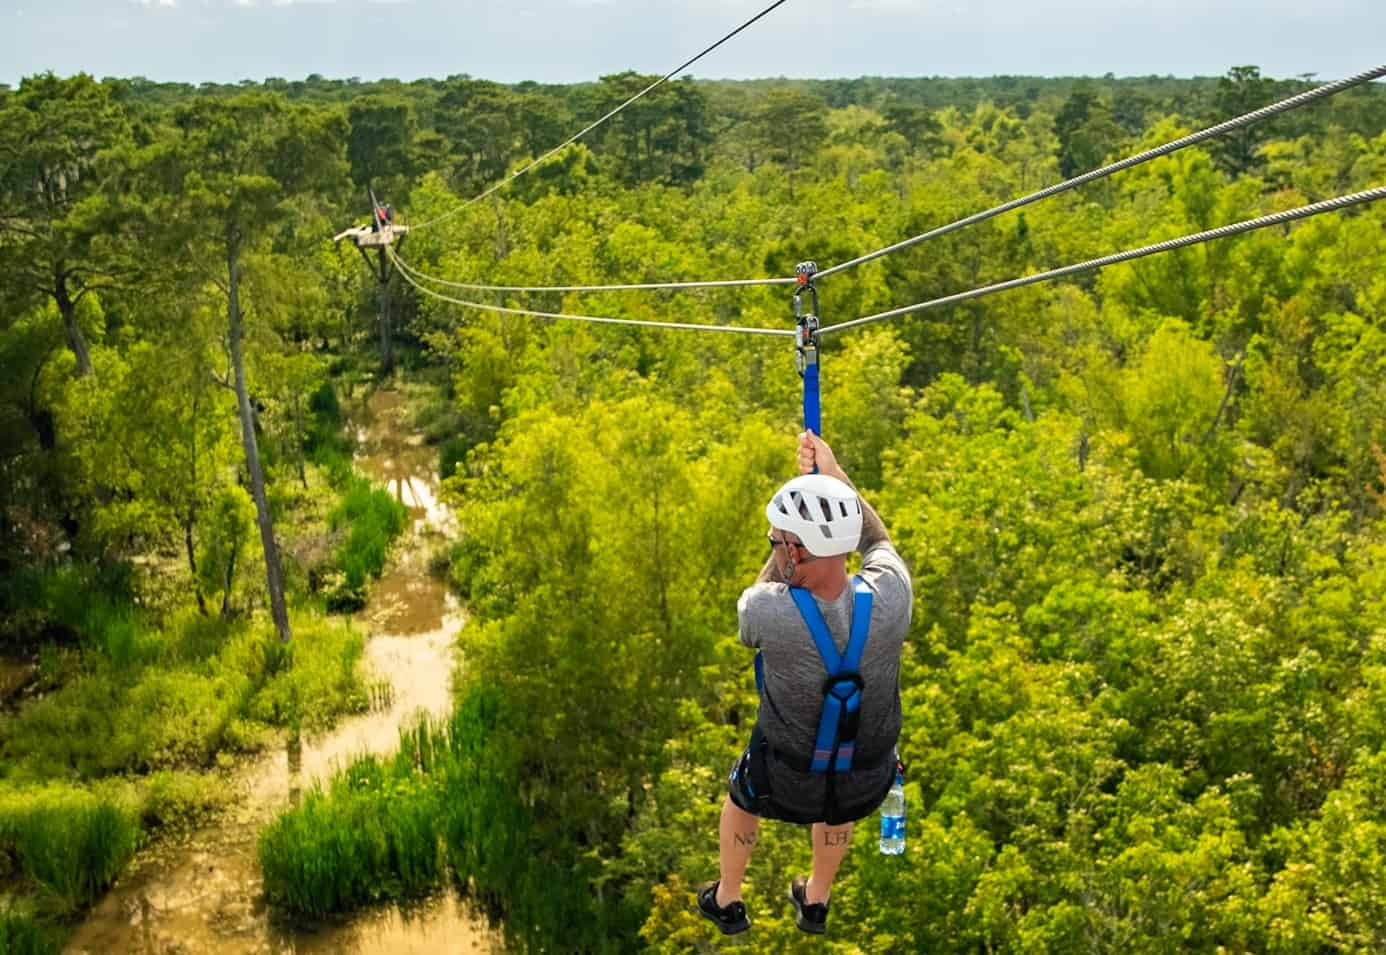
[734,831,759,847]
[823,830,852,847]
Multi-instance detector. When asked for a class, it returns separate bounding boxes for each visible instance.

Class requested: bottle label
[881,816,905,841]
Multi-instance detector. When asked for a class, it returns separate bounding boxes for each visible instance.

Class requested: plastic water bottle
[879,769,905,855]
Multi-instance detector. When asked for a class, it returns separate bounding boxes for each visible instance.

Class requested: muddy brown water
[65,389,500,955]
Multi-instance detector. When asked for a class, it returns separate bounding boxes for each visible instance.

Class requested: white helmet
[765,474,862,557]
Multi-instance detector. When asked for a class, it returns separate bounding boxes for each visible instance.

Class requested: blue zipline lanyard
[794,261,821,444]
[757,261,824,696]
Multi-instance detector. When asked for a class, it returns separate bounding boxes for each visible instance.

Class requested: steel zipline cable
[407,0,791,234]
[387,244,794,337]
[385,258,796,292]
[395,63,1385,295]
[390,188,1386,339]
[817,185,1386,337]
[813,63,1386,281]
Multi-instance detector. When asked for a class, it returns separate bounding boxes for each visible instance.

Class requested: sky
[1,0,1382,87]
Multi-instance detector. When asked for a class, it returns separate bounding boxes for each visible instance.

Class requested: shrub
[242,616,366,732]
[138,771,226,829]
[306,382,354,489]
[3,614,364,780]
[30,567,151,666]
[312,447,354,489]
[307,380,343,431]
[2,662,252,779]
[439,435,471,482]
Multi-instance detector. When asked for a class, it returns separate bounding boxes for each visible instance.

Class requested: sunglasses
[767,534,802,551]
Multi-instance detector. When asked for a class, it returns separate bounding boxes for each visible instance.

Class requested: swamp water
[66,389,499,955]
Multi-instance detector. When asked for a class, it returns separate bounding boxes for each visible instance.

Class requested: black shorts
[727,724,896,826]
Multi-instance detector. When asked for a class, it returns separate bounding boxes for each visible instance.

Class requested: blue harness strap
[788,576,873,773]
[802,361,821,440]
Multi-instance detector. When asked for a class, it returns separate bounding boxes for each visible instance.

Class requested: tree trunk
[227,234,292,643]
[186,384,207,615]
[377,258,393,375]
[293,393,307,488]
[221,531,239,620]
[185,519,208,616]
[54,268,93,378]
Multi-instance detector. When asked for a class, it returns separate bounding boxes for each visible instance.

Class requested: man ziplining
[699,431,913,936]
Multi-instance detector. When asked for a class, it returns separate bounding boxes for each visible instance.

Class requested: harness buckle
[822,671,864,700]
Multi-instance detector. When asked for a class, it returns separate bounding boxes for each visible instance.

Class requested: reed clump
[324,478,408,612]
[259,690,516,918]
[259,750,442,916]
[0,786,139,913]
[0,900,59,955]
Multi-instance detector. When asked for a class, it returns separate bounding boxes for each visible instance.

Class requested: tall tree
[346,94,416,200]
[590,73,711,186]
[1207,65,1277,176]
[0,73,135,378]
[1055,88,1124,179]
[750,87,828,196]
[434,79,521,193]
[149,93,346,642]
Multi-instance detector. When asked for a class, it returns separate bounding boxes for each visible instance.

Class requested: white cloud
[130,0,177,7]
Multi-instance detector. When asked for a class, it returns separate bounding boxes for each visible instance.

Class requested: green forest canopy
[1,65,1385,952]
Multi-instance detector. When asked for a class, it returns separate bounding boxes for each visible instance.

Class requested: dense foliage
[2,64,1384,951]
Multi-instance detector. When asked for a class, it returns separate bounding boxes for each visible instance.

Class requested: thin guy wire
[390,250,796,292]
[818,186,1386,337]
[815,63,1386,280]
[388,245,794,337]
[409,0,791,233]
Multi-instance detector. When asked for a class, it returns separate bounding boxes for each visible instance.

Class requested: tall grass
[258,753,442,916]
[0,786,139,913]
[324,477,408,612]
[257,687,552,934]
[0,902,58,955]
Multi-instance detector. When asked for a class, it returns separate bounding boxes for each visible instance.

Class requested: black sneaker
[697,881,750,935]
[788,876,828,934]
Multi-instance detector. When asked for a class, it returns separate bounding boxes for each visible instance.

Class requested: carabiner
[792,260,820,375]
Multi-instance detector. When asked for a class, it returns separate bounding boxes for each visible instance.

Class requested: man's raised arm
[796,431,894,555]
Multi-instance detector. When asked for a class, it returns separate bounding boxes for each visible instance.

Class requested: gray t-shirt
[738,533,912,818]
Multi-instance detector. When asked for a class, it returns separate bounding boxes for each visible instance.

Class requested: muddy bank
[0,658,34,701]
